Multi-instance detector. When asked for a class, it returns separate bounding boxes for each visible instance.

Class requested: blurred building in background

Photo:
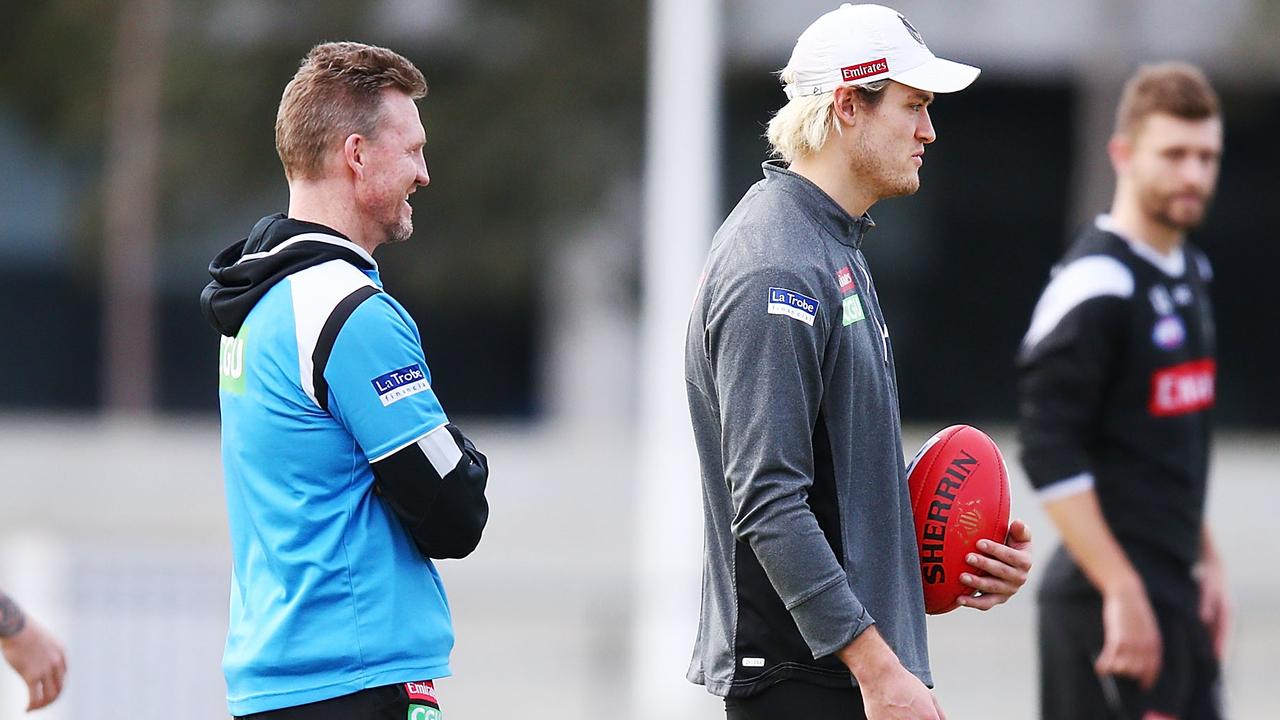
[1,0,1278,426]
[1,1,1277,718]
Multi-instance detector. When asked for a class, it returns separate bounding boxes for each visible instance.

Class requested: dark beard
[1151,207,1195,232]
[1145,190,1212,233]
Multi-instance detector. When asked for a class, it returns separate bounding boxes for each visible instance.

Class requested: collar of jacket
[762,160,875,249]
[199,214,376,337]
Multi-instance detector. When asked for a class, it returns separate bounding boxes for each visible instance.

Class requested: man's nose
[918,109,937,144]
[1180,156,1213,189]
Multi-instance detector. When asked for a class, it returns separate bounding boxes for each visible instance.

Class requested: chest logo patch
[1152,315,1186,350]
[842,295,866,326]
[767,287,819,326]
[372,363,430,407]
[1149,285,1175,316]
[1149,359,1215,417]
[836,265,857,294]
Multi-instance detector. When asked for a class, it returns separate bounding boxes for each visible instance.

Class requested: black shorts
[234,680,442,720]
[1039,597,1222,720]
[725,680,866,720]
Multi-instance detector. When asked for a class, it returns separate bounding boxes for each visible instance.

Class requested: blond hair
[766,67,887,163]
[276,41,428,180]
[1115,62,1219,138]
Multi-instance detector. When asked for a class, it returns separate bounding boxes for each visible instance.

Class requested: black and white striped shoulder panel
[1021,255,1134,353]
[288,258,381,411]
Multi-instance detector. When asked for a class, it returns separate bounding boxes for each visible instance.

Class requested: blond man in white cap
[685,5,1033,719]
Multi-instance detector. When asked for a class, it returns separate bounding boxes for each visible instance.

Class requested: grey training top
[685,162,930,697]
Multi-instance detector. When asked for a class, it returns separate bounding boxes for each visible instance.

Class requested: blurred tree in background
[0,0,646,415]
[3,0,1276,424]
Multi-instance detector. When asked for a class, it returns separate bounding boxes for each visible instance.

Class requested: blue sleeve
[323,294,449,461]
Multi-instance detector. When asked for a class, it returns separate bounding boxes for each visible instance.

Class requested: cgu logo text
[220,335,245,379]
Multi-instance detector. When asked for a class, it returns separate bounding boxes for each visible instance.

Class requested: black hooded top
[200,214,375,337]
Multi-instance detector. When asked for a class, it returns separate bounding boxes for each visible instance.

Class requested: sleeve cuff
[1037,472,1095,502]
[787,576,875,659]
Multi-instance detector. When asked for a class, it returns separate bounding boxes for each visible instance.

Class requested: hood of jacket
[199,214,375,336]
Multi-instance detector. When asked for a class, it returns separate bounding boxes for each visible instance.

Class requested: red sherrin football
[906,425,1011,615]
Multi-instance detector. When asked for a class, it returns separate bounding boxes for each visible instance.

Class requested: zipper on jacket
[852,257,890,366]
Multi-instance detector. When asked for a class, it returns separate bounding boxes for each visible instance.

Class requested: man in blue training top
[200,41,489,719]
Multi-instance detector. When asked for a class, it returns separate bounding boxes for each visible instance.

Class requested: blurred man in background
[685,5,1033,719]
[200,42,489,719]
[0,589,65,711]
[1017,62,1226,720]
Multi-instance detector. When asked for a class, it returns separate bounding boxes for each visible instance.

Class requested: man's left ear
[1107,133,1131,177]
[832,86,859,128]
[344,133,366,178]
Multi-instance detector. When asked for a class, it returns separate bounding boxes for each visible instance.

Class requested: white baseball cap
[782,4,980,99]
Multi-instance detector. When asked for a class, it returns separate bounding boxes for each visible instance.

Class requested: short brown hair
[1115,62,1220,137]
[276,42,428,180]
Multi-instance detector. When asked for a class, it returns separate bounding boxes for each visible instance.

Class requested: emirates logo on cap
[841,58,889,81]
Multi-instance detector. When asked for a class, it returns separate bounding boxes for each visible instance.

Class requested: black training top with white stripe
[1016,216,1216,612]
